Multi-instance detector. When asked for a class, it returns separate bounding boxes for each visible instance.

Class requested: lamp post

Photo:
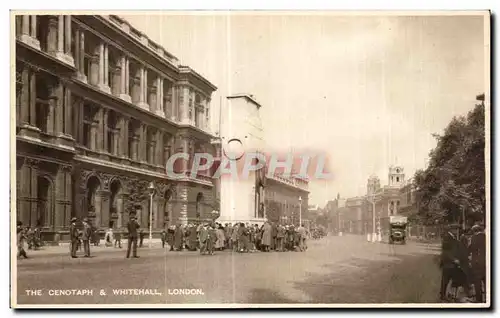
[367,193,381,243]
[299,196,302,227]
[147,182,155,249]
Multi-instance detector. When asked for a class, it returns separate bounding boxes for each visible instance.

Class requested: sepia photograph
[10,10,490,308]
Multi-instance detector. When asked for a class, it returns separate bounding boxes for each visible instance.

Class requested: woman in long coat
[174,224,183,251]
[188,224,198,251]
[261,222,272,252]
[215,225,226,250]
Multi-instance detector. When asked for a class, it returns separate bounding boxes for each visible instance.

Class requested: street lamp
[147,182,155,249]
[299,196,302,227]
[367,193,381,243]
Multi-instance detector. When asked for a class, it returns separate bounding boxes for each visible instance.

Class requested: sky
[122,12,487,206]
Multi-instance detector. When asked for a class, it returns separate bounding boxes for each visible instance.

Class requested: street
[15,235,442,305]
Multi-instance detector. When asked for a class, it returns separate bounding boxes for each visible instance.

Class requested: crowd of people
[440,223,486,303]
[161,221,310,255]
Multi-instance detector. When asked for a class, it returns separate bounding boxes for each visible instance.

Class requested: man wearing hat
[469,223,486,302]
[70,217,79,258]
[126,215,140,258]
[17,221,28,259]
[82,217,92,257]
[439,223,466,300]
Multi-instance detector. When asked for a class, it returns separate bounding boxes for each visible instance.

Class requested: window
[396,177,399,182]
[35,75,50,133]
[106,110,118,154]
[82,104,93,148]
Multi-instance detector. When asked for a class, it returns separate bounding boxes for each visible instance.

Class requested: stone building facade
[326,165,408,235]
[264,174,309,226]
[15,14,218,241]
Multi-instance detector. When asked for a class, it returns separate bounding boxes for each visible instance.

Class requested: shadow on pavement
[247,288,301,304]
[290,252,441,304]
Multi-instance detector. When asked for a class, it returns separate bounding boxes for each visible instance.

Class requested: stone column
[47,16,58,55]
[167,84,174,121]
[18,162,31,226]
[125,58,130,95]
[74,28,80,70]
[99,43,104,83]
[131,136,139,161]
[90,54,99,86]
[19,15,40,50]
[21,16,29,35]
[121,117,129,158]
[55,166,72,230]
[132,67,141,104]
[30,15,37,37]
[77,30,87,82]
[57,16,64,53]
[149,137,156,165]
[98,43,111,93]
[53,82,64,135]
[104,45,109,87]
[149,86,157,114]
[64,15,71,55]
[19,65,30,125]
[63,86,72,136]
[112,130,119,155]
[27,70,36,127]
[139,67,144,102]
[155,130,163,167]
[103,108,108,152]
[178,85,190,124]
[119,56,132,102]
[138,124,146,162]
[111,67,121,96]
[138,67,148,110]
[78,99,84,143]
[155,77,165,117]
[96,190,111,228]
[178,186,188,225]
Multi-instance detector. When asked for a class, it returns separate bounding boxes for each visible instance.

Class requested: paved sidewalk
[25,238,166,256]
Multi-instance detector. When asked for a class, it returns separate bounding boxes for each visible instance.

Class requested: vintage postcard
[11,10,490,308]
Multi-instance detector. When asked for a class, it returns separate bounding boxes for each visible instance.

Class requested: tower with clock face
[388,165,405,188]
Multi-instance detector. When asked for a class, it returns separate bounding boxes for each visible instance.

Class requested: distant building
[326,165,411,235]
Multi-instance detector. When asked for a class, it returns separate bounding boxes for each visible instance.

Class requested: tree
[414,97,485,225]
[125,179,150,217]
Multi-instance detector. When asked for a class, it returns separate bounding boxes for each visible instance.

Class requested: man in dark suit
[70,217,79,258]
[126,216,140,258]
[82,218,92,257]
[469,224,486,302]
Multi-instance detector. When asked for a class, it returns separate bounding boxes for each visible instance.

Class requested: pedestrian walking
[161,228,167,248]
[114,231,122,248]
[105,227,114,247]
[276,224,285,252]
[17,221,28,259]
[215,224,226,251]
[261,221,272,252]
[298,224,307,251]
[126,216,140,258]
[199,224,209,255]
[167,225,175,251]
[469,224,486,302]
[69,217,79,258]
[139,229,145,248]
[82,218,92,257]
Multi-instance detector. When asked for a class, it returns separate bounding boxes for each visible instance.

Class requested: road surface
[15,235,442,305]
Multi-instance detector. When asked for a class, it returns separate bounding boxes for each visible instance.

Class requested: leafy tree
[125,179,150,217]
[414,97,485,226]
